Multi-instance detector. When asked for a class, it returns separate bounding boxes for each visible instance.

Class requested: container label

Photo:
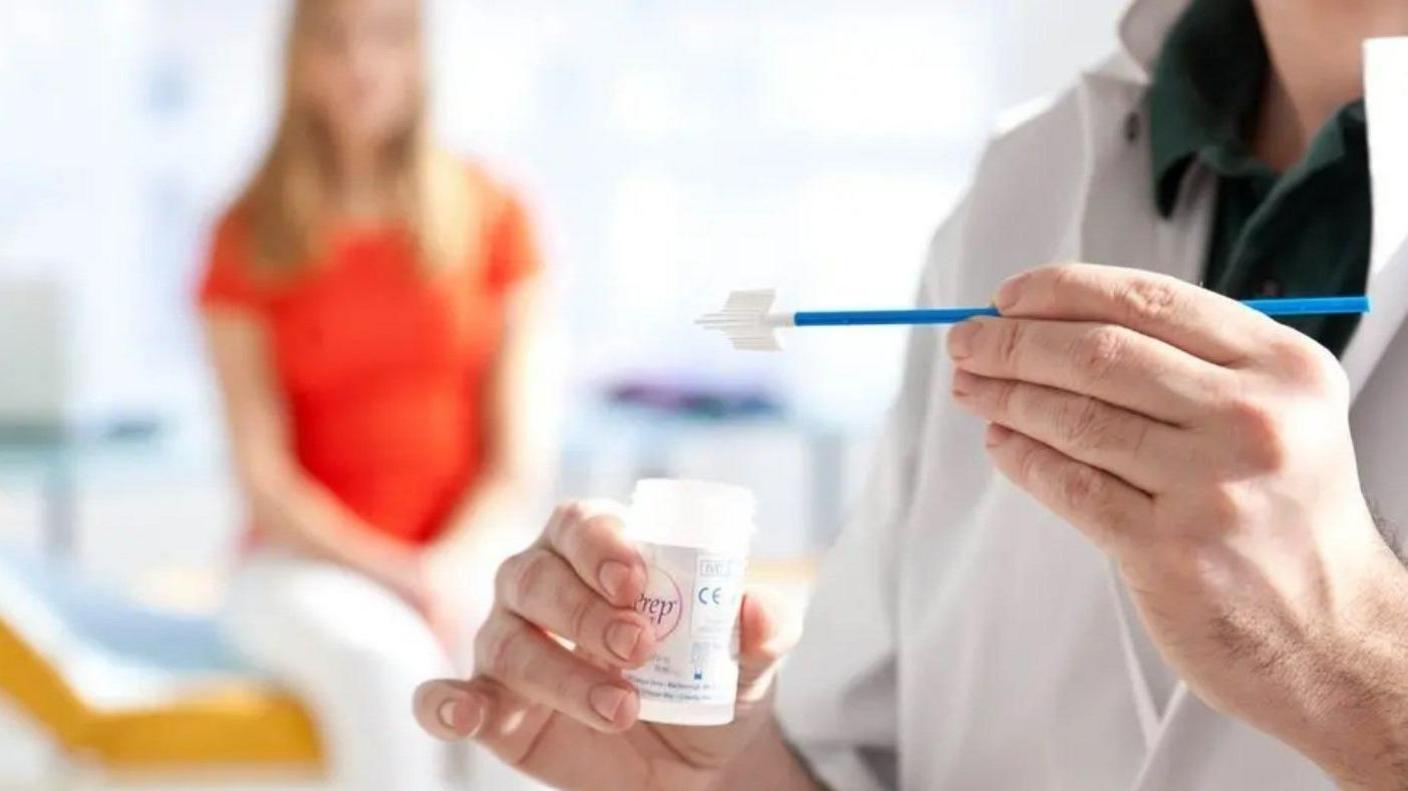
[625,543,746,709]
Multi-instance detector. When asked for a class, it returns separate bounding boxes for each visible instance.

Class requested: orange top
[198,166,540,546]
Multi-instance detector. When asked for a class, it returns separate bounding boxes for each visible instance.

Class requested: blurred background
[0,0,1123,788]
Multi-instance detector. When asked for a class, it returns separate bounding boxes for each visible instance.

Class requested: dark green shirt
[1149,0,1372,356]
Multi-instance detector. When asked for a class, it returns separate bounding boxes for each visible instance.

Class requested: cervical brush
[696,289,1370,351]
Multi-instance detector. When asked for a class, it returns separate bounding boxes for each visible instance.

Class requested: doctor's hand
[411,501,813,791]
[946,264,1408,790]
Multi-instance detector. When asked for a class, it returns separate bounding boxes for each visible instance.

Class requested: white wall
[0,0,1128,585]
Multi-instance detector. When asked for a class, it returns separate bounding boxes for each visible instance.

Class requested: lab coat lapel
[1348,41,1408,549]
[1073,72,1209,288]
[1070,62,1213,757]
[1129,688,1333,790]
[1341,38,1408,400]
[1079,0,1204,285]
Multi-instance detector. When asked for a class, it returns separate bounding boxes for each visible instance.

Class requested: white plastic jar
[623,478,755,726]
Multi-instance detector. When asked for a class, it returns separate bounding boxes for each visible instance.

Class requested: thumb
[736,586,801,703]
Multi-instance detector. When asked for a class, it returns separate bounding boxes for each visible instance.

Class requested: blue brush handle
[792,296,1369,327]
[1242,295,1370,316]
[794,307,1000,326]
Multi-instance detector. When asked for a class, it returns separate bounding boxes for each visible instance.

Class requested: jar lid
[628,478,755,549]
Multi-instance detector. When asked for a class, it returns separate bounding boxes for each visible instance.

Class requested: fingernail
[599,560,632,602]
[589,685,629,723]
[437,694,483,735]
[438,698,464,729]
[606,620,643,661]
[948,320,982,360]
[994,274,1025,311]
[437,699,456,728]
[985,423,1014,448]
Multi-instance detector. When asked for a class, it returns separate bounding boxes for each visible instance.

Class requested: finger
[947,316,1230,425]
[414,677,491,741]
[983,422,1153,554]
[495,547,655,666]
[475,607,639,732]
[539,501,647,609]
[736,588,801,704]
[415,676,558,759]
[414,676,565,775]
[952,369,1183,494]
[419,675,647,789]
[992,263,1279,366]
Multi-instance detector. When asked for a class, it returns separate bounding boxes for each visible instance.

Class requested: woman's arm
[430,276,553,569]
[201,308,427,602]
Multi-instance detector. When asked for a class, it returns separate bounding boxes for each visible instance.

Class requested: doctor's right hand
[412,501,810,791]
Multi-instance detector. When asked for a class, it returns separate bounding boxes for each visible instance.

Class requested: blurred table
[563,400,857,556]
[0,421,163,559]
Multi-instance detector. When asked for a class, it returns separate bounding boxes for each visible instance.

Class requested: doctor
[414,0,1408,788]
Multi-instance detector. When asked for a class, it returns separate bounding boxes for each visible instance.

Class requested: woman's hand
[412,501,810,791]
[947,263,1408,788]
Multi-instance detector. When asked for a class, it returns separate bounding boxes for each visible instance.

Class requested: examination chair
[0,547,322,788]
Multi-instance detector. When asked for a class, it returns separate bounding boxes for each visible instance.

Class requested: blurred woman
[197,0,545,787]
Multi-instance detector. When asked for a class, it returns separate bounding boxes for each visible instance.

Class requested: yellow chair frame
[0,616,321,783]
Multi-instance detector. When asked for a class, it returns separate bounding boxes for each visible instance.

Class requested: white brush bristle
[723,289,777,313]
[695,289,783,351]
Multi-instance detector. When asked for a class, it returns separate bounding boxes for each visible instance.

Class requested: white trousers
[220,550,542,791]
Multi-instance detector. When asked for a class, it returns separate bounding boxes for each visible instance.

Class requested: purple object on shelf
[606,378,783,419]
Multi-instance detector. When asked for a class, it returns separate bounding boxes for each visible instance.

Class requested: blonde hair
[239,0,473,274]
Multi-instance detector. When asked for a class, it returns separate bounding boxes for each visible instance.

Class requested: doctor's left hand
[410,501,810,791]
[946,263,1408,790]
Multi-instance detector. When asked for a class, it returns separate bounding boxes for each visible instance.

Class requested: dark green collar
[1147,0,1373,358]
[1147,0,1368,217]
[1149,0,1269,216]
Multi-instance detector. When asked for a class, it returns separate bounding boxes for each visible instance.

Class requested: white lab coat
[775,0,1408,787]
